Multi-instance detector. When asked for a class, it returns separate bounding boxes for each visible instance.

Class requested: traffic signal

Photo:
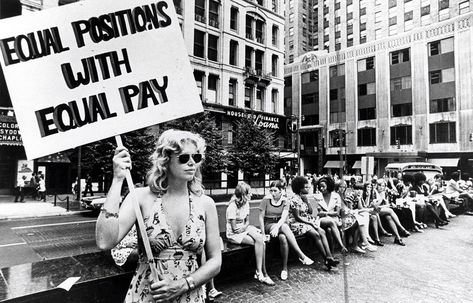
[396,139,400,149]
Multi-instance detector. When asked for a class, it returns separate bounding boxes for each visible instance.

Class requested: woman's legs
[376,213,389,235]
[320,218,347,253]
[370,214,381,241]
[278,233,288,273]
[306,228,327,258]
[383,215,401,239]
[380,208,408,234]
[279,224,310,260]
[241,229,265,275]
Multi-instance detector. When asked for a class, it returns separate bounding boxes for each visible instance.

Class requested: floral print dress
[288,195,320,236]
[124,196,206,303]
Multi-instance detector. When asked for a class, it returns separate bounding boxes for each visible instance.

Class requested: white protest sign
[0,0,203,159]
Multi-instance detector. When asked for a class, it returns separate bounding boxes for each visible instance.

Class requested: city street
[0,214,99,268]
[215,215,473,303]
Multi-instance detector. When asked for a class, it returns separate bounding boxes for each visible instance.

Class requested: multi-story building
[0,0,286,194]
[175,0,287,186]
[285,1,473,178]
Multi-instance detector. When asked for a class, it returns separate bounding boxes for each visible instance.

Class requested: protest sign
[0,0,203,159]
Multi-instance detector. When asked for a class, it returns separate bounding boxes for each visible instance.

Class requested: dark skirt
[392,207,415,230]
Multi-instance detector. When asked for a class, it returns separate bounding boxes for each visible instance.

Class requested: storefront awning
[36,152,71,163]
[324,160,345,169]
[351,161,362,169]
[427,158,459,167]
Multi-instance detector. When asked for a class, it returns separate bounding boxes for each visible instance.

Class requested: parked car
[80,195,106,211]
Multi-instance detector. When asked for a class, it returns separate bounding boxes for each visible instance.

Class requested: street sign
[0,0,203,159]
[361,156,374,175]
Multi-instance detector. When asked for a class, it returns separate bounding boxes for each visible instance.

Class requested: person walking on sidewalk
[38,175,46,202]
[83,174,94,197]
[14,175,27,202]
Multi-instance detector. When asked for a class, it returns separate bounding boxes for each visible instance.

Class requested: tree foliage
[158,111,228,176]
[80,128,155,184]
[227,117,278,180]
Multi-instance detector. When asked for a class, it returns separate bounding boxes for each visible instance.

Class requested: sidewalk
[0,194,88,220]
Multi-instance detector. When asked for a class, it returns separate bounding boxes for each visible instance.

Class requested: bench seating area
[0,197,463,302]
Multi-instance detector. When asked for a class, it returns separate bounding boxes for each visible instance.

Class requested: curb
[0,209,93,221]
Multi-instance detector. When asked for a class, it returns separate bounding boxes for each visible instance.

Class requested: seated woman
[288,176,340,270]
[313,177,348,254]
[361,182,386,246]
[428,174,455,219]
[336,180,377,253]
[412,173,448,228]
[226,182,274,285]
[385,178,419,233]
[373,179,410,246]
[259,180,314,281]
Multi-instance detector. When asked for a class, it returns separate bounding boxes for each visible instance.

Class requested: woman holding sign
[96,129,221,303]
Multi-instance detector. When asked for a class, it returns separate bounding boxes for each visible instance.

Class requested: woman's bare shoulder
[193,194,216,211]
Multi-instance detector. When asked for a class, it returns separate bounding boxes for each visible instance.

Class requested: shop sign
[0,0,202,159]
[0,115,22,146]
[225,109,282,130]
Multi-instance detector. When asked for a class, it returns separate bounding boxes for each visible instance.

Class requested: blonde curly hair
[147,129,206,195]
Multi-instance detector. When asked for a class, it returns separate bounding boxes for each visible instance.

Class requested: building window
[390,125,412,145]
[302,93,317,104]
[255,87,264,111]
[375,11,382,23]
[289,0,294,8]
[230,7,238,31]
[193,30,205,58]
[285,76,292,87]
[207,74,218,103]
[390,76,411,91]
[357,128,376,146]
[430,122,456,143]
[289,13,294,23]
[421,5,430,16]
[272,25,279,46]
[207,34,218,61]
[430,97,455,113]
[439,0,449,10]
[228,79,237,106]
[195,0,206,23]
[404,11,413,21]
[329,130,346,147]
[245,46,252,68]
[430,68,454,84]
[358,82,375,96]
[271,55,278,76]
[360,22,367,31]
[209,0,219,28]
[289,40,294,50]
[347,12,353,20]
[246,15,253,39]
[358,57,375,71]
[429,37,454,56]
[194,71,204,100]
[460,0,470,14]
[392,103,412,117]
[289,27,294,36]
[391,48,410,64]
[301,71,318,84]
[360,7,366,15]
[271,89,278,113]
[359,108,376,120]
[389,0,397,8]
[389,16,397,26]
[330,64,345,77]
[229,40,238,66]
[255,20,264,43]
[330,89,338,100]
[289,55,294,63]
[244,85,253,108]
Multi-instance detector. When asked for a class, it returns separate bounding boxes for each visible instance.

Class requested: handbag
[340,208,357,231]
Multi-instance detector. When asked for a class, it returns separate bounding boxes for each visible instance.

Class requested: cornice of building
[284,11,473,76]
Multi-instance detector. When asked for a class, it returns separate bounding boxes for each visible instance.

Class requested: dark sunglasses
[178,153,203,164]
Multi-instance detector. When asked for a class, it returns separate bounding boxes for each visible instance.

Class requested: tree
[158,111,228,177]
[227,117,278,181]
[80,128,156,187]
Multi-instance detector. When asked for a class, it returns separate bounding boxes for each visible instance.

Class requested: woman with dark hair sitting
[288,176,340,270]
[412,173,448,228]
[313,176,348,254]
[373,179,410,246]
[259,180,314,281]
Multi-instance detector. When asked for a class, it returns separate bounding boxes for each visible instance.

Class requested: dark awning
[36,152,71,163]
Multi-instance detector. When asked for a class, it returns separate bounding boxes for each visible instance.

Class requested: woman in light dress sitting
[226,182,274,285]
